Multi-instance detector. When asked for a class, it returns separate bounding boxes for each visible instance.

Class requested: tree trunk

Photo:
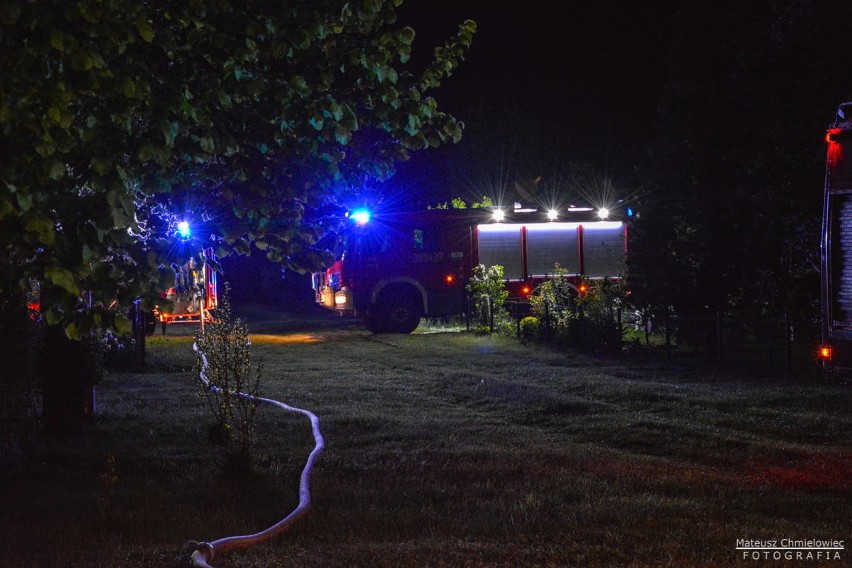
[40,325,97,434]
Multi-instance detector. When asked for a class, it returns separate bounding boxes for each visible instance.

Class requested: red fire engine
[153,247,219,332]
[312,206,626,333]
[819,101,852,376]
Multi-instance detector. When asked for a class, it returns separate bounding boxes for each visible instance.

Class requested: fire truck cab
[313,207,626,333]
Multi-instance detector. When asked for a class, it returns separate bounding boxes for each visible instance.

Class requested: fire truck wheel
[378,287,422,334]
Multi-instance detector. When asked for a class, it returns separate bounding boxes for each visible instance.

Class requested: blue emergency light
[177,221,191,239]
[348,209,371,225]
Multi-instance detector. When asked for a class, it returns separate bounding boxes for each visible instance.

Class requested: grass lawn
[1,309,849,567]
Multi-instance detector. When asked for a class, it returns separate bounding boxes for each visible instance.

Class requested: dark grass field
[1,307,849,567]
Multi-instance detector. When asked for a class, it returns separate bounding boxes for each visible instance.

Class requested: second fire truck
[819,101,852,378]
[313,206,626,333]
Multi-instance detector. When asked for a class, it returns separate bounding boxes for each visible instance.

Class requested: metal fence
[623,312,822,379]
[489,297,824,379]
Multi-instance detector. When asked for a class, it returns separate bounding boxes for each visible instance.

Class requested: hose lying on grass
[180,342,325,568]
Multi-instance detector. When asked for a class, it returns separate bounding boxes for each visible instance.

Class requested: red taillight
[827,128,845,168]
[818,346,832,360]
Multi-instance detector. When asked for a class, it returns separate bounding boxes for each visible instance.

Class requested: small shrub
[529,266,625,351]
[193,285,263,465]
[530,264,578,341]
[467,264,510,334]
[98,329,137,368]
[519,316,540,342]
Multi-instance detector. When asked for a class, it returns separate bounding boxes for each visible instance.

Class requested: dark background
[397,0,677,172]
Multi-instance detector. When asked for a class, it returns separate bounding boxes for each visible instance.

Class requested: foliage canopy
[0,0,475,335]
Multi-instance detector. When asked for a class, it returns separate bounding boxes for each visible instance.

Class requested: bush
[98,329,137,369]
[519,316,540,342]
[529,266,624,351]
[193,285,263,468]
[467,264,510,334]
[529,264,579,341]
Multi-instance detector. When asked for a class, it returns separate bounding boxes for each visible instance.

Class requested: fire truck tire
[377,286,423,334]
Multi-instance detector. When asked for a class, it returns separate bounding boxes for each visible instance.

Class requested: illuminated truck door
[581,221,627,277]
[526,223,581,276]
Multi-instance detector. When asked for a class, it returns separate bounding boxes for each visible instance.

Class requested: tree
[0,0,474,427]
[629,1,852,330]
[1,0,474,332]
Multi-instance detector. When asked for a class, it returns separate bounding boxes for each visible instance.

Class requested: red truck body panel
[313,208,625,332]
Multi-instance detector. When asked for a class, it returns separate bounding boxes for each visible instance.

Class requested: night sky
[397,0,678,176]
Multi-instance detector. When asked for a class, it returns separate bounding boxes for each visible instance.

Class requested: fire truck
[312,206,626,333]
[152,247,219,332]
[819,101,852,376]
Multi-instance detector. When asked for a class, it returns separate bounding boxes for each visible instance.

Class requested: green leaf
[335,126,351,145]
[16,191,32,212]
[223,58,235,79]
[45,266,79,296]
[25,214,55,244]
[405,114,421,136]
[199,136,215,153]
[49,29,64,52]
[120,77,137,98]
[290,75,307,93]
[160,120,180,146]
[65,321,80,340]
[47,160,66,180]
[44,308,61,326]
[0,197,13,217]
[136,16,155,42]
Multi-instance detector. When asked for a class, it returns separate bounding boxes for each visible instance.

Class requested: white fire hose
[181,342,325,567]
